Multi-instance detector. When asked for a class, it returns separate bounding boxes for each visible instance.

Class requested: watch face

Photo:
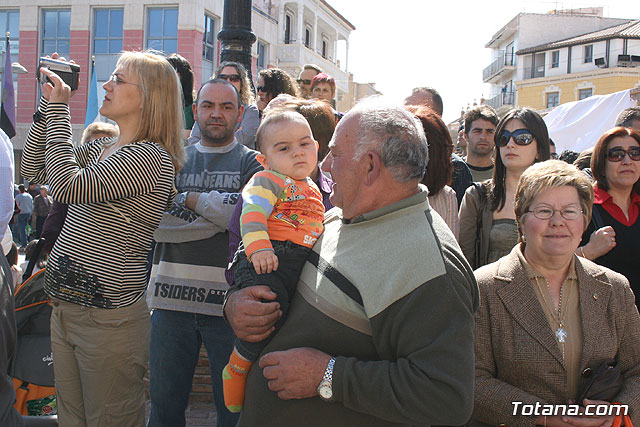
[319,384,332,399]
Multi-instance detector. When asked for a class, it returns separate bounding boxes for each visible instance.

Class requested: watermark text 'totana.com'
[512,401,629,417]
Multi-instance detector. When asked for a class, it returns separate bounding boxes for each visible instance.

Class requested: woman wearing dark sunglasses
[459,108,551,269]
[214,61,260,149]
[578,127,640,301]
[256,68,300,113]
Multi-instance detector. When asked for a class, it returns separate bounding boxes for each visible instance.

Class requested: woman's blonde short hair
[81,122,119,145]
[117,51,185,173]
[514,160,594,242]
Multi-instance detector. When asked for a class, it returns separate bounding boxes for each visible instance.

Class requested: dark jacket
[451,153,474,207]
[32,195,52,218]
[40,201,68,255]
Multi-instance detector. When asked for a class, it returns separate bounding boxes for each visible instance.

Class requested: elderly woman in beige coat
[470,160,640,427]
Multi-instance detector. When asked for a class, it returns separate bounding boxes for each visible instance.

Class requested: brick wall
[178,29,203,87]
[13,27,210,129]
[16,30,38,125]
[69,30,90,125]
[123,29,144,51]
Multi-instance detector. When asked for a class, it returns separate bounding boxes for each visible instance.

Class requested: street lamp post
[217,0,257,87]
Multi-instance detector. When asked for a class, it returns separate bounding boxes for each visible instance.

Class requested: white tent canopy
[543,89,637,154]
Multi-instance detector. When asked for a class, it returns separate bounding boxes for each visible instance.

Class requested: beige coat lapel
[494,247,565,367]
[576,258,613,370]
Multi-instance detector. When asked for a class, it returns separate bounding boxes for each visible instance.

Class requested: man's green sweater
[238,189,479,426]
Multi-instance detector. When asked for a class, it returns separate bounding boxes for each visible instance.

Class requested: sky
[325,0,640,123]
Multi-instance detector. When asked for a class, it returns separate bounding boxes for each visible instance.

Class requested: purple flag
[1,35,16,138]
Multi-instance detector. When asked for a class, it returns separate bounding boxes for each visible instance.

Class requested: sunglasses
[607,146,640,162]
[497,129,535,147]
[297,79,312,85]
[218,74,241,82]
[256,86,267,92]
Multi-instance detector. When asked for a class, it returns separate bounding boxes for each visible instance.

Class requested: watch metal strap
[323,357,336,382]
[178,191,188,206]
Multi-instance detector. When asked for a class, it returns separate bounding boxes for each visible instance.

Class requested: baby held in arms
[223,110,325,412]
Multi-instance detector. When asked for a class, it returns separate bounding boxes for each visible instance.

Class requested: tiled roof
[516,20,640,54]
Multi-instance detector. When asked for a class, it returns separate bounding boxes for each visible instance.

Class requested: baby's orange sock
[222,348,253,413]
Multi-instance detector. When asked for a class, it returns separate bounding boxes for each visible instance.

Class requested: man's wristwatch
[175,191,188,207]
[317,357,336,402]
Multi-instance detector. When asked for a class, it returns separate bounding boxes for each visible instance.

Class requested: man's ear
[364,151,382,185]
[256,153,268,169]
[192,102,198,117]
[237,105,245,124]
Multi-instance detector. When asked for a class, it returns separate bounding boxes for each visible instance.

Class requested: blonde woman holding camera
[21,51,184,426]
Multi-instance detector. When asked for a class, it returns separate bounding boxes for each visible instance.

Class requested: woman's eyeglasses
[497,129,535,147]
[607,146,640,162]
[218,74,241,83]
[108,74,140,87]
[256,86,267,92]
[526,207,583,220]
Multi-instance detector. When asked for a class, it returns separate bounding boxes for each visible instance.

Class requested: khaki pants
[50,297,150,427]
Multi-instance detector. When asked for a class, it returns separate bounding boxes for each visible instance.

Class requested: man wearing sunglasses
[297,64,322,98]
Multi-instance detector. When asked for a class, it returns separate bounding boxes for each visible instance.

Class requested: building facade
[515,20,640,111]
[336,73,380,112]
[482,7,629,113]
[0,0,354,156]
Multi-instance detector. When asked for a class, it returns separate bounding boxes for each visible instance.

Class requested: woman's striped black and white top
[21,99,176,308]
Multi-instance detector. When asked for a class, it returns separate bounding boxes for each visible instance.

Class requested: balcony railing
[485,92,515,110]
[522,65,545,79]
[483,51,516,82]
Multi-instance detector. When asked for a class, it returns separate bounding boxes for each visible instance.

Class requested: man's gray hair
[299,64,323,77]
[615,106,640,128]
[351,97,429,182]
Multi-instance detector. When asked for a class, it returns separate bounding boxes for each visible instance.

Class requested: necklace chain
[538,277,568,358]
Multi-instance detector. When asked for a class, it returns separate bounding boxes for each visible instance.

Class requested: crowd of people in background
[1,47,640,427]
